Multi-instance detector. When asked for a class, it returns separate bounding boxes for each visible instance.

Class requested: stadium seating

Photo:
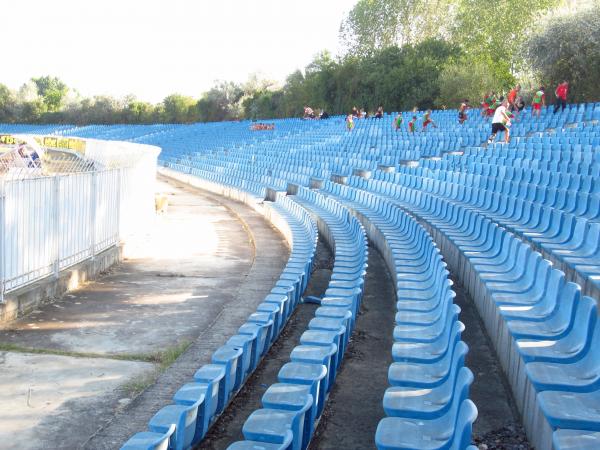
[313,181,476,449]
[227,187,367,449]
[119,192,318,450]
[4,100,600,449]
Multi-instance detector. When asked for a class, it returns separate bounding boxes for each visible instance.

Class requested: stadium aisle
[0,176,289,449]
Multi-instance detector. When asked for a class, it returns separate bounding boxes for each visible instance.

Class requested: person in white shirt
[488,98,512,144]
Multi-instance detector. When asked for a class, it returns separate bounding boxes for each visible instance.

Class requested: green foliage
[436,57,514,107]
[339,0,455,57]
[0,84,16,122]
[32,76,68,112]
[123,97,156,124]
[162,94,197,123]
[453,0,560,73]
[524,2,600,102]
[196,81,244,122]
[0,1,598,125]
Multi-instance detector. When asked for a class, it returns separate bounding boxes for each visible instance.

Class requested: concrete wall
[0,245,121,325]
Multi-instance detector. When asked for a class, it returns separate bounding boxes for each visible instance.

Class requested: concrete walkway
[0,175,289,449]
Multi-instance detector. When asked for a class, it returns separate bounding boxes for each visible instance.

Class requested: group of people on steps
[487,80,569,144]
[341,80,569,140]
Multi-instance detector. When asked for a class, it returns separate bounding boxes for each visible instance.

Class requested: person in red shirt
[508,84,521,113]
[408,116,417,132]
[554,81,569,113]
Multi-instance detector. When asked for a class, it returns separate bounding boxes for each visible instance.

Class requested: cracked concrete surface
[0,175,289,450]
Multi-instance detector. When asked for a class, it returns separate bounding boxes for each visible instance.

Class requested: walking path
[0,175,289,449]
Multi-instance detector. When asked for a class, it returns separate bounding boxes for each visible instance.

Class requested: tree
[279,70,309,117]
[196,82,244,122]
[524,2,600,102]
[436,57,506,108]
[453,0,560,77]
[31,76,68,112]
[0,84,16,122]
[339,0,455,57]
[123,96,156,123]
[162,94,197,123]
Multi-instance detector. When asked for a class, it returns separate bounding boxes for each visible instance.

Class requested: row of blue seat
[347,174,600,450]
[459,153,600,177]
[430,160,600,195]
[366,167,600,300]
[121,192,318,450]
[227,186,368,449]
[387,164,600,209]
[317,181,478,450]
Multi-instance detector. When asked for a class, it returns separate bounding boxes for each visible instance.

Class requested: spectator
[488,98,511,144]
[515,95,526,112]
[508,84,521,112]
[320,110,330,119]
[375,106,384,119]
[482,91,496,118]
[303,106,315,119]
[422,110,437,130]
[346,114,355,131]
[554,80,569,113]
[351,106,359,118]
[531,87,546,118]
[458,100,469,124]
[17,143,27,158]
[393,113,403,130]
[408,116,417,133]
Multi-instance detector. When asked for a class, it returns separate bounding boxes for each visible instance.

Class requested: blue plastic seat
[392,321,464,364]
[226,431,294,450]
[172,383,209,443]
[383,366,473,420]
[553,429,600,450]
[538,390,600,432]
[239,321,273,362]
[212,345,244,399]
[290,344,337,395]
[261,383,314,449]
[242,407,309,450]
[148,401,199,450]
[120,424,175,450]
[227,334,256,381]
[388,340,468,388]
[516,297,597,364]
[278,362,328,420]
[393,304,460,343]
[300,329,343,370]
[193,364,226,418]
[375,398,477,450]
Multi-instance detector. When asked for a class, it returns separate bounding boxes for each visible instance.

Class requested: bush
[436,58,513,108]
[524,3,600,102]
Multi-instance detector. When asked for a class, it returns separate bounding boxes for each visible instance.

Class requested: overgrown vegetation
[0,339,193,397]
[0,339,192,368]
[1,0,598,124]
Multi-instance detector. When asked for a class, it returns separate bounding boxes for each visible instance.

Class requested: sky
[1,0,358,103]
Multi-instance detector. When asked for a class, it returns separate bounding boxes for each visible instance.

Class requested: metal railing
[0,135,160,302]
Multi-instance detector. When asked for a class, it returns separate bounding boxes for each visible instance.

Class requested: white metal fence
[0,138,160,301]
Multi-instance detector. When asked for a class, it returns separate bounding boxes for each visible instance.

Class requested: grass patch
[0,342,125,360]
[118,339,193,397]
[0,339,192,366]
[1,339,194,398]
[155,339,193,370]
[120,371,159,397]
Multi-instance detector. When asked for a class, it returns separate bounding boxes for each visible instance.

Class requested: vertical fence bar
[52,176,60,279]
[0,179,5,302]
[117,168,122,246]
[1,142,159,297]
[90,171,97,259]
